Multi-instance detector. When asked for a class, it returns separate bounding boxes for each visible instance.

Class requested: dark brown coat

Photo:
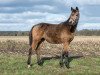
[27,7,80,68]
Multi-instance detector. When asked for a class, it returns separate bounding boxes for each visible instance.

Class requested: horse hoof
[59,61,64,67]
[65,64,70,69]
[27,65,31,68]
[64,62,70,69]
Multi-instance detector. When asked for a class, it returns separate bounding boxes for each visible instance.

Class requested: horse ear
[76,7,79,11]
[71,7,73,11]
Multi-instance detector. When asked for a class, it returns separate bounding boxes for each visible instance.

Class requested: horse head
[69,7,80,25]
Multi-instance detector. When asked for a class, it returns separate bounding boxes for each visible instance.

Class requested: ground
[0,36,100,75]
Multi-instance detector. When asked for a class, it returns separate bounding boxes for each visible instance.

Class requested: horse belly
[46,38,62,44]
[43,33,62,44]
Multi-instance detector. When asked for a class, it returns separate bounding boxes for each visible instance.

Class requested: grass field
[0,36,100,75]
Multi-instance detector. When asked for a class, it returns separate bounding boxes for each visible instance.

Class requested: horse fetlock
[64,57,70,69]
[65,63,70,69]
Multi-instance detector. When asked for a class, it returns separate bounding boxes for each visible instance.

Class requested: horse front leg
[63,43,70,68]
[59,50,64,67]
[64,51,70,68]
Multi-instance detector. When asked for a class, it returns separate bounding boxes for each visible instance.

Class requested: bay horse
[27,7,80,68]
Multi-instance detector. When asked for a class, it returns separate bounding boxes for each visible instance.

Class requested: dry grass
[73,36,100,42]
[0,36,100,56]
[0,36,28,42]
[0,36,100,42]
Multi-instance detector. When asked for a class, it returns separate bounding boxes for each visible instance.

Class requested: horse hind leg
[27,47,32,68]
[35,38,45,66]
[27,40,39,68]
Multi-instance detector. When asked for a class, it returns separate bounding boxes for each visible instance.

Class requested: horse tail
[29,26,34,46]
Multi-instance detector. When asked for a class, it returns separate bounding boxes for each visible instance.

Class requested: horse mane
[70,23,78,33]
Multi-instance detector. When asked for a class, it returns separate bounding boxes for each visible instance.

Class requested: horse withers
[27,7,80,68]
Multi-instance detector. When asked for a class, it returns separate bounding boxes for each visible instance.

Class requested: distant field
[0,36,100,75]
[0,36,100,42]
[0,36,28,42]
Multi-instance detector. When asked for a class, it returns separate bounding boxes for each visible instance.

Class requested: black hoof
[64,61,70,69]
[65,64,70,69]
[59,61,64,67]
[37,59,44,66]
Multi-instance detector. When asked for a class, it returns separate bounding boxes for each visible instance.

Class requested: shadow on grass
[32,54,84,66]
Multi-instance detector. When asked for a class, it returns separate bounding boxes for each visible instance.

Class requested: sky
[0,0,100,31]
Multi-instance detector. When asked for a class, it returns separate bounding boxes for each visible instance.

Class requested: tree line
[0,31,29,36]
[75,29,100,36]
[0,29,100,36]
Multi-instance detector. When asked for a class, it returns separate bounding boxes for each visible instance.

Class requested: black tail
[29,26,34,46]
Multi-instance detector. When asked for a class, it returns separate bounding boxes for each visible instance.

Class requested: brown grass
[0,36,100,56]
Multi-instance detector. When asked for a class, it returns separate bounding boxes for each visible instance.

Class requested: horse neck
[70,23,78,33]
[62,17,79,33]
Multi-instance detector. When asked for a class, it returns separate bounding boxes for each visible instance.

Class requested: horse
[27,7,80,68]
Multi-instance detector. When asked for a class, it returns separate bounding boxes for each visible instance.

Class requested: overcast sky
[0,0,100,31]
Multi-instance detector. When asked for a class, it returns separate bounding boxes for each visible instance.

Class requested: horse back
[31,23,74,44]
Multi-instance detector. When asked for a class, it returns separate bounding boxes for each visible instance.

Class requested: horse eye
[72,13,74,16]
[76,14,78,16]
